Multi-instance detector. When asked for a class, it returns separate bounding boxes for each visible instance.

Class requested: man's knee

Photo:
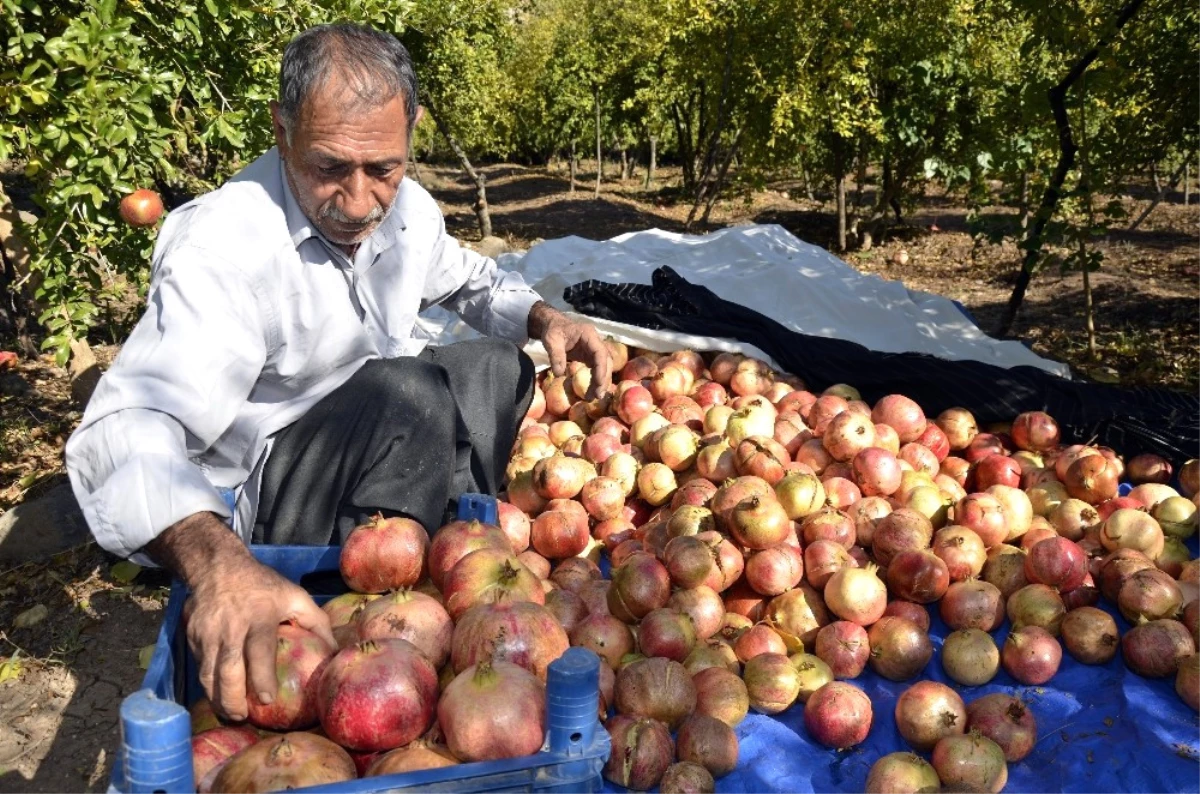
[353,357,456,430]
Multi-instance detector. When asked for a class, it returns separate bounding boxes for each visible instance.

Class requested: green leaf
[13,603,48,629]
[138,644,157,670]
[110,561,142,584]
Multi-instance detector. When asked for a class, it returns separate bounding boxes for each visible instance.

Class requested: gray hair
[278,23,420,140]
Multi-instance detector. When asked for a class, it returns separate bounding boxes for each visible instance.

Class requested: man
[64,23,611,723]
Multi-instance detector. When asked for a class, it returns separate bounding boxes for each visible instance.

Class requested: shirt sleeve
[65,247,269,561]
[420,215,541,343]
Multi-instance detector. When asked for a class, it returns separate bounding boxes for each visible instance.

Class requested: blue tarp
[601,579,1200,794]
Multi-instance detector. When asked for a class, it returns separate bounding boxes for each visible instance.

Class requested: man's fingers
[291,596,337,651]
[587,332,613,395]
[546,331,568,377]
[215,638,250,722]
[245,621,280,710]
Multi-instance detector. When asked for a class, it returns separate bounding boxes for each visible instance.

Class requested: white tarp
[416,223,1071,379]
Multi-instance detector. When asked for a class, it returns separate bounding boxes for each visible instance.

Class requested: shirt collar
[276,148,407,264]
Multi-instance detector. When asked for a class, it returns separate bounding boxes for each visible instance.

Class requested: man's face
[272,78,414,249]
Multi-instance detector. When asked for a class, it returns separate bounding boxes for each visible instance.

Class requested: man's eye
[318,164,345,176]
[368,166,397,178]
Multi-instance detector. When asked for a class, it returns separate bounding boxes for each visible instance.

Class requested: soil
[0,161,1196,791]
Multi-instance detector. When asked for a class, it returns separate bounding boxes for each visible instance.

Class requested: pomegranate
[1155,496,1199,540]
[339,514,428,593]
[1007,583,1066,635]
[744,543,805,595]
[742,652,801,714]
[964,694,1036,763]
[1023,536,1088,591]
[660,761,715,794]
[882,600,931,632]
[814,621,870,679]
[852,447,903,497]
[544,588,588,635]
[732,622,786,661]
[871,508,934,567]
[119,188,165,226]
[981,544,1030,600]
[1180,458,1199,497]
[933,525,987,581]
[664,536,716,589]
[668,586,725,642]
[240,622,334,731]
[640,608,699,662]
[864,752,941,794]
[356,590,452,669]
[1122,618,1196,678]
[439,659,546,761]
[317,639,438,751]
[899,442,940,477]
[442,549,544,621]
[886,550,950,604]
[1001,626,1061,685]
[603,715,675,790]
[364,741,459,776]
[1060,606,1119,665]
[1064,454,1120,504]
[570,614,635,669]
[765,584,830,648]
[941,628,1000,686]
[676,713,738,777]
[964,432,1008,464]
[1118,567,1183,623]
[697,531,745,593]
[1177,653,1200,711]
[775,472,826,519]
[693,667,750,727]
[846,496,892,547]
[1010,411,1060,452]
[939,580,1005,632]
[800,508,855,549]
[894,680,967,752]
[729,494,790,549]
[192,726,260,792]
[872,394,927,443]
[608,552,671,622]
[517,548,553,580]
[936,407,978,451]
[867,617,933,681]
[824,564,887,626]
[803,681,872,749]
[931,731,1008,793]
[615,657,697,728]
[954,493,1009,547]
[450,601,568,681]
[210,732,355,791]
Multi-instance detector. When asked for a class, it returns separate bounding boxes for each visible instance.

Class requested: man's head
[272,24,423,250]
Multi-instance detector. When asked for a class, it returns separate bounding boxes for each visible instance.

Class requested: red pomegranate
[803,681,873,749]
[339,514,429,593]
[356,589,453,669]
[318,639,438,751]
[210,732,356,791]
[246,623,336,731]
[451,600,569,681]
[442,548,545,621]
[438,659,547,761]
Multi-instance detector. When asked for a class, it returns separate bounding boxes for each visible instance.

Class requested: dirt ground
[0,161,1196,791]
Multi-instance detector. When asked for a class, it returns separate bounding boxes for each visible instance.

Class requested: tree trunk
[997,0,1146,338]
[799,153,814,201]
[686,25,736,230]
[426,98,491,237]
[569,140,577,194]
[836,173,847,252]
[1186,161,1191,206]
[620,149,629,181]
[1150,162,1161,194]
[1128,154,1190,231]
[854,137,868,208]
[644,136,657,189]
[431,110,491,239]
[701,130,743,225]
[1018,168,1031,231]
[595,89,603,197]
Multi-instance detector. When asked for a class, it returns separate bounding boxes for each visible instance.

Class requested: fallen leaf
[0,654,22,684]
[14,603,48,628]
[138,644,157,670]
[110,561,142,584]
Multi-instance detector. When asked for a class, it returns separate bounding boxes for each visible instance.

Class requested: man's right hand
[146,512,334,722]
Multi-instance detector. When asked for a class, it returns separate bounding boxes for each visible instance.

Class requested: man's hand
[527,301,613,396]
[146,512,334,722]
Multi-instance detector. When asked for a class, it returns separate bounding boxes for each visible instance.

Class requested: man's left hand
[527,301,613,396]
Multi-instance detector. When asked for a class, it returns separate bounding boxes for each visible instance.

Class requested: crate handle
[456,493,499,525]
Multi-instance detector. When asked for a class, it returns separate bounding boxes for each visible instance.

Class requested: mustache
[320,201,385,226]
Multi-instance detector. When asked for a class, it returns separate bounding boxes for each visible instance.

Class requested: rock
[68,339,102,408]
[0,484,92,564]
[472,235,511,260]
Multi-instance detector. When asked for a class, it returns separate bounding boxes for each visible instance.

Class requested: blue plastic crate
[112,495,610,794]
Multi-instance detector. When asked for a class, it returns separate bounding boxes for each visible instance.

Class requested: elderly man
[65,23,610,722]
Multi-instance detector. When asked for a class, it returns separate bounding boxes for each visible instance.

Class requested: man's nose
[339,170,376,221]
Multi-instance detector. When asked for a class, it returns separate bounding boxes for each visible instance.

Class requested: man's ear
[270,101,290,155]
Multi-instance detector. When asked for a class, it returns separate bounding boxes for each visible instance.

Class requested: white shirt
[65,148,541,561]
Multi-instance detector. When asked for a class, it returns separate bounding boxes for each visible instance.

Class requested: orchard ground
[0,162,1196,791]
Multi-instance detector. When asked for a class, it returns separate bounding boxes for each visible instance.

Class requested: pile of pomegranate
[189,343,1200,794]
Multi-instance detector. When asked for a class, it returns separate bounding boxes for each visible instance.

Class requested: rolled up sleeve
[421,217,541,343]
[65,248,268,560]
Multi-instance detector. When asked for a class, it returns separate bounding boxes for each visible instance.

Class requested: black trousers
[252,338,536,545]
